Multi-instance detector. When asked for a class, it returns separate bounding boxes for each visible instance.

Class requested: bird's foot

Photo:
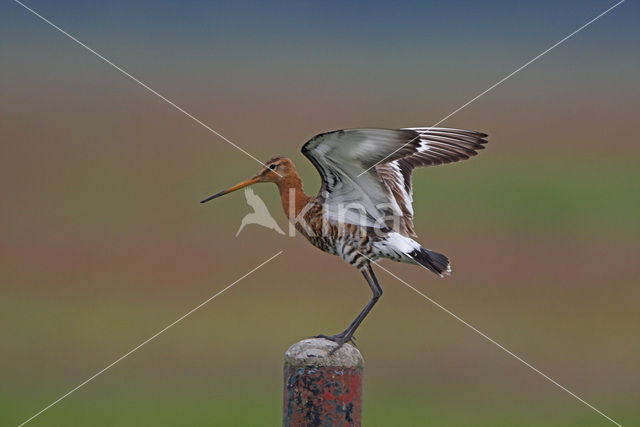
[313,333,357,354]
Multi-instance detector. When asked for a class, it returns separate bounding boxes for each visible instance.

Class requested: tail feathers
[409,248,451,277]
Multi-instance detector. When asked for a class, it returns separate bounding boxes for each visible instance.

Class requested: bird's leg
[315,265,382,352]
[341,266,383,339]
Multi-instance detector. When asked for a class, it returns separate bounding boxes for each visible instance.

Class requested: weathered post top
[283,338,364,427]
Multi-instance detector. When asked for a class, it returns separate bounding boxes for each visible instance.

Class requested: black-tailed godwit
[202,127,487,348]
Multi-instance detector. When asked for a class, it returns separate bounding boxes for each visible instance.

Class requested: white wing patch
[302,129,418,230]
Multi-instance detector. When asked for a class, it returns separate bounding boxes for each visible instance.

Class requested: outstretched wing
[301,127,487,235]
[375,127,487,236]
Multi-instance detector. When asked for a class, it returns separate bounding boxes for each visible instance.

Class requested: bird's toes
[312,333,356,354]
[312,334,332,341]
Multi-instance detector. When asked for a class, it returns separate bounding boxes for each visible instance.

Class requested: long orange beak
[200,177,258,203]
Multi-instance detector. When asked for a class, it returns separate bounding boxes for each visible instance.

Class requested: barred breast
[294,201,380,270]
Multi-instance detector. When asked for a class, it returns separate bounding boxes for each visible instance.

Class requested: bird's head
[200,156,294,203]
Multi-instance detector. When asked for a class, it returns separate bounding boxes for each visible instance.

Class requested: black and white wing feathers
[375,127,487,236]
[301,127,487,236]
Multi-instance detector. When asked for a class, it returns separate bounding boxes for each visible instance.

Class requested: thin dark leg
[314,265,383,350]
[341,266,383,338]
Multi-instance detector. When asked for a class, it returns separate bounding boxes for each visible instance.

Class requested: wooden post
[283,338,364,427]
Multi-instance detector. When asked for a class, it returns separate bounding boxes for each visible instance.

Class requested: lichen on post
[283,338,364,427]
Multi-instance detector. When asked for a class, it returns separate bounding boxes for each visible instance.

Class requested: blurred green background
[1,1,639,426]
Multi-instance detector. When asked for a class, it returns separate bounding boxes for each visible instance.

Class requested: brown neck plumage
[276,171,312,221]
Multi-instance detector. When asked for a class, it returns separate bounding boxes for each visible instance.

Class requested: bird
[201,127,488,349]
[236,187,285,236]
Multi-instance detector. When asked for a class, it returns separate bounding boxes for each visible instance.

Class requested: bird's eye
[269,164,276,170]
